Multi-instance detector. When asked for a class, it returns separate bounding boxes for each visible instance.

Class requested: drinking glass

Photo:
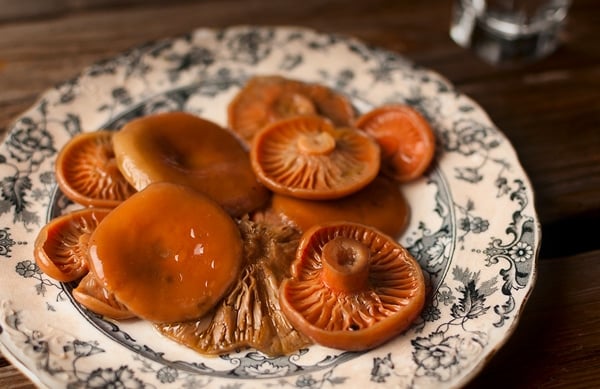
[450,0,571,64]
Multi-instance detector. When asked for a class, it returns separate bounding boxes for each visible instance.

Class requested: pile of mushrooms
[34,75,433,356]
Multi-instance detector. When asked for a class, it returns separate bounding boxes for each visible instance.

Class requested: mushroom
[55,131,136,208]
[34,206,136,320]
[155,218,311,356]
[73,272,135,320]
[355,104,436,182]
[279,222,426,351]
[87,182,243,323]
[34,207,112,282]
[112,111,270,217]
[228,75,356,146]
[250,115,380,200]
[271,175,410,239]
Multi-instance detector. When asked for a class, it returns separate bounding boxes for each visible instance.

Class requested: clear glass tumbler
[450,0,571,64]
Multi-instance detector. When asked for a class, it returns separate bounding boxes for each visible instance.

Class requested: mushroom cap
[355,104,436,182]
[271,175,410,239]
[250,115,380,200]
[55,130,136,208]
[228,75,356,146]
[112,111,269,217]
[34,207,112,282]
[87,182,243,323]
[279,222,426,351]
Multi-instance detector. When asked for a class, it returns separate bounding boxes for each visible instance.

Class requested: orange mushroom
[73,272,135,320]
[250,115,380,200]
[34,207,112,282]
[271,176,410,239]
[355,105,436,182]
[228,75,356,146]
[155,218,311,356]
[279,222,426,351]
[87,182,243,323]
[55,131,137,208]
[112,111,269,217]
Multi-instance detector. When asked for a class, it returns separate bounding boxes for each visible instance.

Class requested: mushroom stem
[297,132,336,156]
[321,236,370,293]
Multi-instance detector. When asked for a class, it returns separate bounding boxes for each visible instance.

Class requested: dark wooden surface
[1,0,598,387]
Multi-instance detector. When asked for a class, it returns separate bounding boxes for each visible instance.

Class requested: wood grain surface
[1,0,599,388]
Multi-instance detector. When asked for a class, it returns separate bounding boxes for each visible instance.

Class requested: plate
[0,26,539,388]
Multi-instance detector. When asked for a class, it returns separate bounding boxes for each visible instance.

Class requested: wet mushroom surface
[355,104,436,182]
[279,222,426,351]
[250,115,381,200]
[87,182,244,323]
[112,111,270,217]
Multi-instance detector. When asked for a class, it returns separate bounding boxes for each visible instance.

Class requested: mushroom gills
[280,222,426,351]
[55,130,136,208]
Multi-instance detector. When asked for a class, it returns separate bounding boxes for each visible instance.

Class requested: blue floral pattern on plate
[0,26,539,388]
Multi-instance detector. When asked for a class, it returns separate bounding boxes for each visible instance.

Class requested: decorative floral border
[0,26,539,388]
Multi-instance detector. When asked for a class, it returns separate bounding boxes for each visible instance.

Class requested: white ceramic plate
[0,26,539,388]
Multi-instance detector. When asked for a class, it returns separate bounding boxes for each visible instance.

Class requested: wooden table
[1,1,598,387]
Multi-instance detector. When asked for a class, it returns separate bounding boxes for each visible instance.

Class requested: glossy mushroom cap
[271,176,410,239]
[88,182,244,323]
[355,104,436,182]
[280,222,426,351]
[228,75,356,146]
[112,111,269,217]
[250,115,380,200]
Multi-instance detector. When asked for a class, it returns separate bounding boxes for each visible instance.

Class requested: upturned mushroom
[87,182,244,323]
[250,115,380,200]
[55,131,136,208]
[228,75,356,146]
[112,111,269,217]
[34,207,112,282]
[279,222,426,351]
